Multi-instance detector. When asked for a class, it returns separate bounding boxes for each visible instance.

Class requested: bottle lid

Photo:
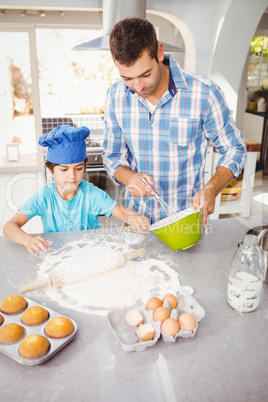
[244,234,258,244]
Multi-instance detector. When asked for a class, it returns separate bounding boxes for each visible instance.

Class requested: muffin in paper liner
[107,294,205,350]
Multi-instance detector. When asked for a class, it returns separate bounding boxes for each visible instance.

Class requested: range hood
[73,0,184,52]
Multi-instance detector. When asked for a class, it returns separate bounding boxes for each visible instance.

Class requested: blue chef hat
[38,125,90,164]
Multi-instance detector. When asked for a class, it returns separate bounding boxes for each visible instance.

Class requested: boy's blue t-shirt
[19,180,118,232]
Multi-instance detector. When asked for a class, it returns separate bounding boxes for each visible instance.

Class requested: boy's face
[50,162,85,194]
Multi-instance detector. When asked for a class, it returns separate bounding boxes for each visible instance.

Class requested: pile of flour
[36,237,181,316]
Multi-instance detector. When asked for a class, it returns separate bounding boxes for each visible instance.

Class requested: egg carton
[0,297,78,365]
[107,294,205,351]
[107,306,161,352]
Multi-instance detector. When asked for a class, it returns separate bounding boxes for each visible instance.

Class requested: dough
[45,316,74,338]
[0,314,3,326]
[21,306,49,326]
[19,335,50,359]
[0,323,25,343]
[0,295,27,314]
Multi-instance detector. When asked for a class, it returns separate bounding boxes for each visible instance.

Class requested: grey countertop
[0,215,267,402]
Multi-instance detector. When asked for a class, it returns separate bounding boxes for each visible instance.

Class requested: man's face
[115,49,163,99]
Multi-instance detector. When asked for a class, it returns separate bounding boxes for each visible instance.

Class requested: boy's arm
[111,205,150,232]
[3,212,52,256]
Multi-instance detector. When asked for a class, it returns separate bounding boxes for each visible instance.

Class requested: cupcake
[0,295,27,314]
[45,317,74,338]
[0,323,25,343]
[19,335,50,359]
[21,306,49,326]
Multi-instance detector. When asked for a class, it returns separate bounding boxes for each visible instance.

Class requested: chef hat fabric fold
[38,125,90,164]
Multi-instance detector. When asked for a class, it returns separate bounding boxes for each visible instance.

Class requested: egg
[146,297,163,311]
[178,313,196,332]
[125,308,144,327]
[162,293,178,309]
[161,318,180,337]
[136,323,155,341]
[153,307,170,322]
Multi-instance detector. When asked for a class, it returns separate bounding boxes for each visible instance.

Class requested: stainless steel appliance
[84,130,125,205]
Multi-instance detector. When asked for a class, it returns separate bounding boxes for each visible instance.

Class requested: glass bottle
[227,234,265,313]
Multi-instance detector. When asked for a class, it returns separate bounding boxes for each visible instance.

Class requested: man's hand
[193,185,216,228]
[193,166,234,227]
[114,166,155,197]
[128,173,156,197]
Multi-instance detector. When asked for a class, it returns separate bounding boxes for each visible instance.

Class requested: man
[103,17,247,228]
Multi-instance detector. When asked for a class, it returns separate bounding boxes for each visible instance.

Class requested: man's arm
[193,166,234,227]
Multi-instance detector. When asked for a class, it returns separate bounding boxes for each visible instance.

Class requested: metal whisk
[138,174,177,218]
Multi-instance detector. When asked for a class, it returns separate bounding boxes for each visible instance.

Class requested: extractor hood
[72,0,184,52]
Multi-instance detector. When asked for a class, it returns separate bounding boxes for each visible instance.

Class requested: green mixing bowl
[150,207,202,251]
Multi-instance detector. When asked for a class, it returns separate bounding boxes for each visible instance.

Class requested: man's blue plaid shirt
[103,55,247,223]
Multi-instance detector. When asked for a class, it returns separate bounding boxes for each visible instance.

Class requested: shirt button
[153,171,157,175]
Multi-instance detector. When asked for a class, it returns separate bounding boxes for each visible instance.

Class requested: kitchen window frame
[0,21,99,173]
[0,26,43,172]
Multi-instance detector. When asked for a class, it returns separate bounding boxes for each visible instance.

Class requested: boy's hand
[25,236,53,256]
[126,211,150,232]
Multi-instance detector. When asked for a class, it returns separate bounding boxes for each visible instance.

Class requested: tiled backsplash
[41,114,105,135]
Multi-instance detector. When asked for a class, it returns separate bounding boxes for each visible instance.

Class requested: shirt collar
[128,54,188,96]
[164,55,188,92]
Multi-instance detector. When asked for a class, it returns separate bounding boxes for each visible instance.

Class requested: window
[247,35,268,89]
[0,30,37,166]
[36,28,119,116]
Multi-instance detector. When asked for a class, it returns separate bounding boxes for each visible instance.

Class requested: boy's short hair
[109,17,159,66]
[45,158,87,172]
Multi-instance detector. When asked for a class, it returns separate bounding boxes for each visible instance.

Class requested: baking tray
[107,294,205,351]
[0,297,78,365]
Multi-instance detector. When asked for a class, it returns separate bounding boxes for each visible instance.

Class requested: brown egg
[178,313,196,332]
[162,294,178,309]
[161,318,180,337]
[0,314,3,326]
[153,307,170,322]
[125,308,144,327]
[146,297,163,311]
[136,323,155,341]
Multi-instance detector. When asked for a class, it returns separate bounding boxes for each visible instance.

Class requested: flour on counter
[36,238,181,316]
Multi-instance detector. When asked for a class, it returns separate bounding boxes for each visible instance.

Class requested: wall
[209,0,268,120]
[1,0,268,124]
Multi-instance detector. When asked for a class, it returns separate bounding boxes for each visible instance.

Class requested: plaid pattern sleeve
[103,56,247,223]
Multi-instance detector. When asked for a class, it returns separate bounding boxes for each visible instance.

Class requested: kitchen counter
[0,215,267,402]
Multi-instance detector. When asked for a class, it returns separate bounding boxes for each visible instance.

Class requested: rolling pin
[19,248,146,294]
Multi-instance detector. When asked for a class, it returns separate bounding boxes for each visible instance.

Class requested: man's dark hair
[109,17,159,66]
[45,158,87,172]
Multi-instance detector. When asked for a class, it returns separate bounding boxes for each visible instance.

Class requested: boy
[3,125,149,255]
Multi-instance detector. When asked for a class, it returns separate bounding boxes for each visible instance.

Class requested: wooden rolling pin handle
[19,277,52,294]
[123,248,146,261]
